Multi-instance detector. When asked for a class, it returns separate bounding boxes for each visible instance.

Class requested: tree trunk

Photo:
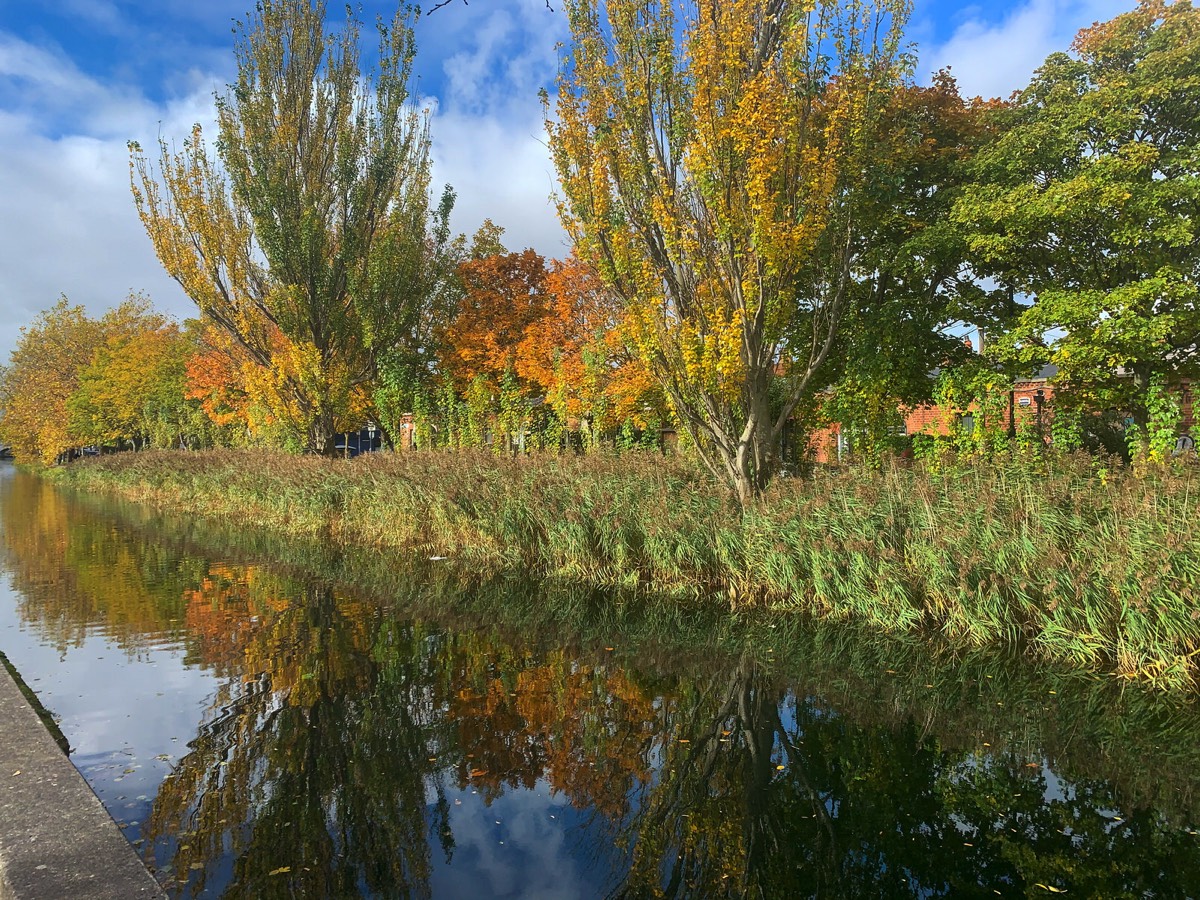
[307,406,338,456]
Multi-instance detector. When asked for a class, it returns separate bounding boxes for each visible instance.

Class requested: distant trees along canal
[1,0,1197,501]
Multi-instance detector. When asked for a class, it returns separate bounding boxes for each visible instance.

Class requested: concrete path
[0,658,164,899]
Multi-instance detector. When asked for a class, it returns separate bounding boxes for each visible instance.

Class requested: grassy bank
[48,448,1200,690]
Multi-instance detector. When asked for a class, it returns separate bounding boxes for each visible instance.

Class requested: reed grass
[48,448,1200,690]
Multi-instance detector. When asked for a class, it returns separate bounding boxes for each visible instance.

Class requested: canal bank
[48,448,1200,691]
[0,655,163,899]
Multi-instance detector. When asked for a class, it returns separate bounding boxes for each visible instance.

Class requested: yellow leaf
[269,867,291,876]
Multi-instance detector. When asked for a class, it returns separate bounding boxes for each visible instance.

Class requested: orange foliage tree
[442,249,551,391]
[515,253,661,443]
[184,324,255,431]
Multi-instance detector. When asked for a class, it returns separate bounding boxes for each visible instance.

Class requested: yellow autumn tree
[130,0,443,453]
[548,0,909,503]
[0,299,103,464]
[67,301,205,451]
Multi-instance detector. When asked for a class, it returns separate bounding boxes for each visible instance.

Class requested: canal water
[1,461,1199,898]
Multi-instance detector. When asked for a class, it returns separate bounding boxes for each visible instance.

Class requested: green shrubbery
[50,448,1200,690]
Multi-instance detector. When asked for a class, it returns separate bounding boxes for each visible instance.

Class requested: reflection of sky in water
[431,780,625,899]
[0,574,219,851]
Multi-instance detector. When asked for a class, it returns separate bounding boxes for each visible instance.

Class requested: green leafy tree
[820,73,1001,457]
[953,0,1200,441]
[131,0,443,454]
[372,186,465,448]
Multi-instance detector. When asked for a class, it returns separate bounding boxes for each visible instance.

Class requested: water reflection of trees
[4,471,1200,897]
[610,657,1200,897]
[149,567,1200,898]
[146,571,661,897]
[150,584,447,898]
[0,473,201,651]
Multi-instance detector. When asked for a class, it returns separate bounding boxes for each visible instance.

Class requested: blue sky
[0,0,1132,361]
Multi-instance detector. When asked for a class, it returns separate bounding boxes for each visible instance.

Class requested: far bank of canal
[2,460,1200,896]
[49,449,1200,691]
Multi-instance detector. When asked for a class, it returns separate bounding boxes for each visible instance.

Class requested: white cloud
[422,0,569,255]
[430,107,568,257]
[0,32,218,361]
[0,32,160,138]
[923,0,1130,99]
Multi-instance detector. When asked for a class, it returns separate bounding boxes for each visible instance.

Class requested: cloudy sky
[0,0,1132,362]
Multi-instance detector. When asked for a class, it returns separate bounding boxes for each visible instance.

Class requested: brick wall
[783,377,1200,465]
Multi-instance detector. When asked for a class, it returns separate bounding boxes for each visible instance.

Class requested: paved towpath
[0,655,164,899]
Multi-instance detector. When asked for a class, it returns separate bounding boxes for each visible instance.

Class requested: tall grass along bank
[46,449,1200,691]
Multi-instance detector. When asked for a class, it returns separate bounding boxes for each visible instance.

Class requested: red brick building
[809,363,1198,463]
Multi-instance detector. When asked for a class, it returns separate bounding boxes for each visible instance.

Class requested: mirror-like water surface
[1,462,1199,898]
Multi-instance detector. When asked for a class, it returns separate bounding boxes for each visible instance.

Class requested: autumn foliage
[3,0,1196,486]
[443,250,551,390]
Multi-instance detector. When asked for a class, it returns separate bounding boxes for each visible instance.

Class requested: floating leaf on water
[269,867,292,876]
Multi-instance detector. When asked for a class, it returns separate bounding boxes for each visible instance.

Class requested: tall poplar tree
[131,0,439,453]
[547,0,910,504]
